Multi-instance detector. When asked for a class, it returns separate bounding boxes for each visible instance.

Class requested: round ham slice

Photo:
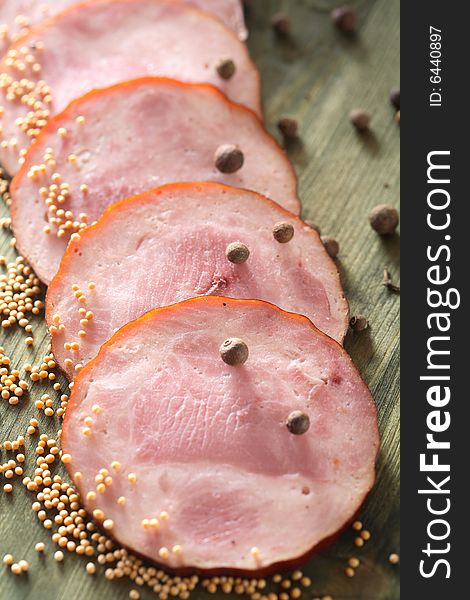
[0,0,259,175]
[11,78,299,284]
[46,182,348,376]
[0,0,247,50]
[62,296,379,573]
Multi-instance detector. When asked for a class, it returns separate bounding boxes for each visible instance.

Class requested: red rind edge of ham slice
[0,0,260,175]
[0,0,248,49]
[62,296,379,573]
[11,78,299,284]
[46,182,348,376]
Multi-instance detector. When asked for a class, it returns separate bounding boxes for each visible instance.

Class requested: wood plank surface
[0,0,400,598]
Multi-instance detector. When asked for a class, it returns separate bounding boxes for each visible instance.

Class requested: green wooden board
[0,0,400,598]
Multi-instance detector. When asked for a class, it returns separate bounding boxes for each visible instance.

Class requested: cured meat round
[12,79,299,284]
[0,0,260,174]
[62,296,379,572]
[0,0,247,51]
[46,182,348,376]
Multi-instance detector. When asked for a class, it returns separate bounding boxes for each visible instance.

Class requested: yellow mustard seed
[348,558,360,568]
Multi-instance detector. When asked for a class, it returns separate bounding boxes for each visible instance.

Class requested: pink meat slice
[0,0,247,50]
[46,182,348,376]
[11,78,298,284]
[0,0,259,175]
[62,296,379,572]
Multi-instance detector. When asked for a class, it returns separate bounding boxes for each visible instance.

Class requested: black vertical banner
[402,1,468,596]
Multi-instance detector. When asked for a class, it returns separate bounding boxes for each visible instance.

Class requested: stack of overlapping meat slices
[0,0,379,574]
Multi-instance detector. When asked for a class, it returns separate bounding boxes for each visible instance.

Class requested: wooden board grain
[0,0,400,598]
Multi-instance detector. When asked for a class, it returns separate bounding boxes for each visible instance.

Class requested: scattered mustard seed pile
[0,42,50,157]
[0,254,43,335]
[26,129,93,241]
[0,13,35,48]
[1,171,45,346]
[49,282,96,374]
[0,347,28,405]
